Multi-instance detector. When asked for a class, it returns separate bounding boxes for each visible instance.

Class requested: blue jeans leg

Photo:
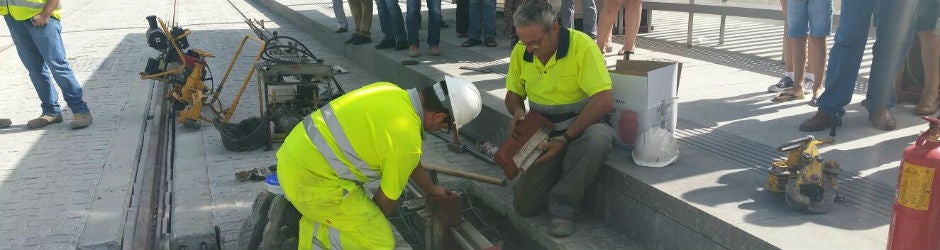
[816,0,874,118]
[383,0,407,41]
[406,0,421,45]
[427,0,441,46]
[559,0,596,37]
[333,0,348,29]
[4,16,88,115]
[581,0,597,38]
[376,0,393,41]
[865,0,918,111]
[560,0,576,28]
[468,0,483,39]
[482,0,496,38]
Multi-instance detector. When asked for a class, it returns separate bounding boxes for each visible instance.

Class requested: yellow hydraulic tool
[139,16,265,129]
[766,135,841,213]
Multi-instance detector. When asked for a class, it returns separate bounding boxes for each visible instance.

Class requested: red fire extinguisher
[887,116,940,250]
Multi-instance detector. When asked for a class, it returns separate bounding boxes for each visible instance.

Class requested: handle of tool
[777,135,814,152]
[423,164,506,186]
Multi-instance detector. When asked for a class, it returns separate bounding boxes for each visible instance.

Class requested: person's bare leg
[619,0,642,55]
[596,0,624,52]
[790,37,808,98]
[916,30,940,115]
[781,0,792,74]
[810,36,827,99]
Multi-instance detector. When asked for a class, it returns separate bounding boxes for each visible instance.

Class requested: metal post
[718,0,727,45]
[719,15,726,45]
[686,0,694,47]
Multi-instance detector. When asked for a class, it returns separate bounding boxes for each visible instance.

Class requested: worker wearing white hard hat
[277,76,482,249]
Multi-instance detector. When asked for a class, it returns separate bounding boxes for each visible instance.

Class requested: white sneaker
[768,75,794,93]
[803,76,814,91]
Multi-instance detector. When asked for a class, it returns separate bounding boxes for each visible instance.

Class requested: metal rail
[131,82,173,249]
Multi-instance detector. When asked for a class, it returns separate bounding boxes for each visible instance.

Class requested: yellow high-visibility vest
[0,0,62,21]
[277,82,425,201]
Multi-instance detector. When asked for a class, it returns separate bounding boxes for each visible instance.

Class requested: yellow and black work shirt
[276,82,423,200]
[506,28,612,106]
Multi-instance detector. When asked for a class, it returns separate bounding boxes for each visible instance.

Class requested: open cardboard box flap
[611,60,683,93]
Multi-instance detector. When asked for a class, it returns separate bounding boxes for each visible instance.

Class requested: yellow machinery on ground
[139,14,347,151]
[766,135,841,213]
[139,15,265,130]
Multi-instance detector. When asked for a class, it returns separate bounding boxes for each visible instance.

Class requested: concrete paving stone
[38,242,75,250]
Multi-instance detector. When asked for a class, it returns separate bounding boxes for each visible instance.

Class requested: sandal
[619,49,634,60]
[808,96,819,107]
[461,38,482,47]
[484,37,498,47]
[771,91,806,103]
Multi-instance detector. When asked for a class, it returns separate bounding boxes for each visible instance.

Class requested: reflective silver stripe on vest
[407,88,424,124]
[329,226,343,249]
[9,0,59,10]
[304,117,360,182]
[312,222,323,250]
[320,105,379,180]
[530,100,586,131]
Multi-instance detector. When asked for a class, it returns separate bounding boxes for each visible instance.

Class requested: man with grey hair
[504,0,616,237]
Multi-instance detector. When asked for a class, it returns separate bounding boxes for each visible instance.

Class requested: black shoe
[346,34,360,44]
[351,35,372,45]
[375,40,396,49]
[461,38,482,47]
[394,40,410,50]
[335,27,348,33]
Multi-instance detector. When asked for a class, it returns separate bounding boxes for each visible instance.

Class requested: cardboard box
[608,60,680,148]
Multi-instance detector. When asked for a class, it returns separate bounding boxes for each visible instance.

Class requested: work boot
[375,40,396,49]
[798,111,833,132]
[345,34,359,44]
[70,112,93,129]
[27,114,62,129]
[869,108,896,130]
[350,35,372,45]
[550,218,574,237]
[394,40,410,50]
[0,118,11,128]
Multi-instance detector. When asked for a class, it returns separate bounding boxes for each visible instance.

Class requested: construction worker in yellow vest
[1,0,93,129]
[277,76,483,249]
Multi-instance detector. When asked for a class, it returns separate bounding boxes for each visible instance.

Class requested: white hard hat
[433,76,483,129]
[632,127,678,168]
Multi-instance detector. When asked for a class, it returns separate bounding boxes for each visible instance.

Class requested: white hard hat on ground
[433,75,483,129]
[632,127,679,168]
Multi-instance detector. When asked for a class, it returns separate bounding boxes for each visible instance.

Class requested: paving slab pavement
[0,0,173,249]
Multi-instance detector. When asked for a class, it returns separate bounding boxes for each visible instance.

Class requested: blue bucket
[265,173,283,195]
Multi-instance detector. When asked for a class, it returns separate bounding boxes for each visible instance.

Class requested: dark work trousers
[512,123,615,219]
[457,0,470,34]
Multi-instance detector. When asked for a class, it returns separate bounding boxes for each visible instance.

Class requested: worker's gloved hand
[426,184,451,197]
[509,109,526,139]
[534,137,567,165]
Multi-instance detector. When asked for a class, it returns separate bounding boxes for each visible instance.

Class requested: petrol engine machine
[138,12,346,151]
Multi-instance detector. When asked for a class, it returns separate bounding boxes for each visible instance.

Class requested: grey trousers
[559,0,597,38]
[513,123,615,219]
